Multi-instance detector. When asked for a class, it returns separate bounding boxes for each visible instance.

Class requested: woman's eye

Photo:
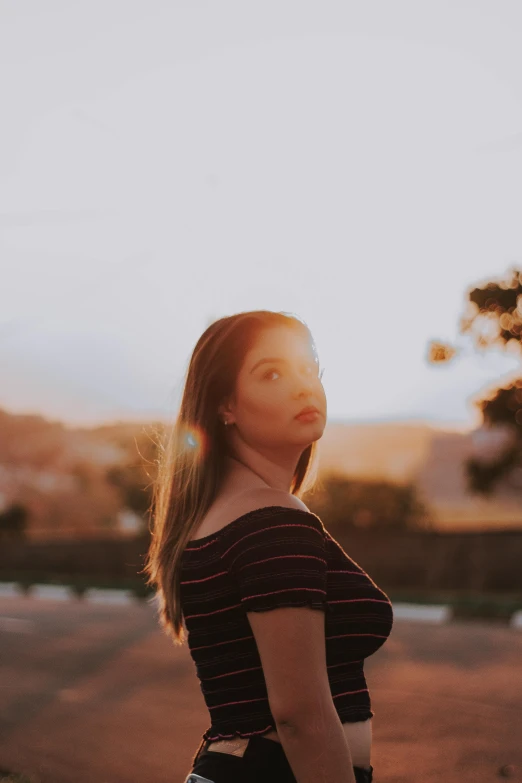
[263,366,324,381]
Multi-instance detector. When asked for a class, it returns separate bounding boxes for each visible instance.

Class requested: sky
[1,0,522,430]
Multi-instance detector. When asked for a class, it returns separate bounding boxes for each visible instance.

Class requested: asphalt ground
[0,596,520,783]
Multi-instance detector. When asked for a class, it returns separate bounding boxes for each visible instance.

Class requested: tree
[428,265,522,496]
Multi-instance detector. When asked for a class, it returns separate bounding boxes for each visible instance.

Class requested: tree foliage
[430,266,522,495]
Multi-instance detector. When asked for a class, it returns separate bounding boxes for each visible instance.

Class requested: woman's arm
[275,701,358,783]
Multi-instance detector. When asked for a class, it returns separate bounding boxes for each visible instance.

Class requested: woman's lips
[295,410,320,422]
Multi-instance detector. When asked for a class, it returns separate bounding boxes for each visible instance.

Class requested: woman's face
[226,325,327,450]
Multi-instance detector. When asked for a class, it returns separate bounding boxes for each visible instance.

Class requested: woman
[143,310,393,783]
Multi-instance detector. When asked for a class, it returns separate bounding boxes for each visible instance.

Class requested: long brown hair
[142,310,322,646]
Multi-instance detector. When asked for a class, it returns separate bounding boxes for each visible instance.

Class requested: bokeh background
[1,3,522,782]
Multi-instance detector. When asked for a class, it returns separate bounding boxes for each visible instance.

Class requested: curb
[390,602,451,623]
[0,582,139,606]
[1,583,521,627]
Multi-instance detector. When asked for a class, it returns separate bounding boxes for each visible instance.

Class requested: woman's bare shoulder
[229,486,311,515]
[191,486,311,542]
[208,485,310,526]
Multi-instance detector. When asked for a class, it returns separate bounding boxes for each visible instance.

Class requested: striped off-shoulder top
[180,506,394,742]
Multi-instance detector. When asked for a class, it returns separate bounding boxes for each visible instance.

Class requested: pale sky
[1,1,522,429]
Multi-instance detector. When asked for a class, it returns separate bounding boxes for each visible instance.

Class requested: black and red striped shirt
[181,506,394,742]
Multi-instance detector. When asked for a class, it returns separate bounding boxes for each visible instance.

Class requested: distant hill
[317,419,434,482]
[0,407,520,535]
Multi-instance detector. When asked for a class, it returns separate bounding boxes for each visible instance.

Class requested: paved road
[0,597,520,783]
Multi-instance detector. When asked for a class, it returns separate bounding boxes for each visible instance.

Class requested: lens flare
[176,420,210,463]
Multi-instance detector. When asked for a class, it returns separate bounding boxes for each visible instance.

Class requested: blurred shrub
[305,470,434,534]
[0,502,28,541]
